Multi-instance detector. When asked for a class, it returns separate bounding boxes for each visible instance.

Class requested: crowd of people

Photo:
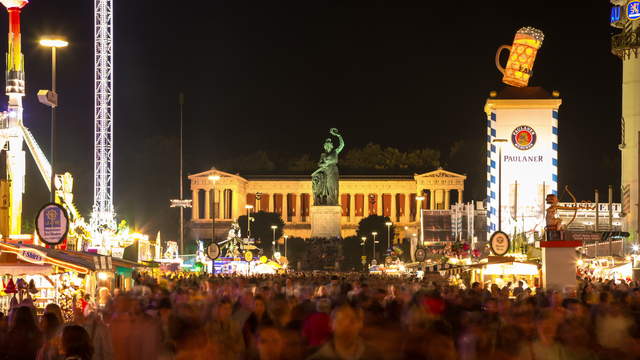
[0,272,639,360]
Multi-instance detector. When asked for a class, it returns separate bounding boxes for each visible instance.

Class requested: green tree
[288,154,316,171]
[237,211,284,256]
[342,235,366,271]
[285,236,306,270]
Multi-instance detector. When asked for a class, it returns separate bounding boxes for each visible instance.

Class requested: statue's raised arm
[329,128,344,154]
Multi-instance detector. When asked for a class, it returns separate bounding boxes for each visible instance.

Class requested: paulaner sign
[503,155,543,162]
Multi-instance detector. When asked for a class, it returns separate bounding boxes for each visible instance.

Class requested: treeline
[217,142,441,173]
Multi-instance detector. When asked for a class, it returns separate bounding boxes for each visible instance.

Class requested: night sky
[8,1,622,238]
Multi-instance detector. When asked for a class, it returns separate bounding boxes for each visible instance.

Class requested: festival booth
[469,257,542,290]
[576,257,632,282]
[0,242,137,317]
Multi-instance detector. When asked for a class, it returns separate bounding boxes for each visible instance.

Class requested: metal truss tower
[91,0,115,229]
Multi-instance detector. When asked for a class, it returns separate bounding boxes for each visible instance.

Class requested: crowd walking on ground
[0,273,639,360]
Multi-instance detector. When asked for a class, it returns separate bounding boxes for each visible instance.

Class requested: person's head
[253,295,266,316]
[11,306,37,331]
[331,304,363,341]
[256,325,283,360]
[41,312,61,338]
[215,298,233,321]
[324,139,334,153]
[517,281,523,288]
[62,325,94,360]
[44,303,64,324]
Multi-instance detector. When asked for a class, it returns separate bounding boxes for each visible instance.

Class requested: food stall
[469,257,542,290]
[0,242,138,317]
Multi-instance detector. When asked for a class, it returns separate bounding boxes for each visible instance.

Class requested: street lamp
[416,195,425,245]
[245,204,254,239]
[492,139,509,231]
[284,235,289,258]
[371,231,378,262]
[385,221,392,250]
[361,236,367,271]
[208,174,220,242]
[38,36,68,202]
[271,225,278,254]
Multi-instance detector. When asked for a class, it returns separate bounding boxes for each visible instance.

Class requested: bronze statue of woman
[312,128,344,206]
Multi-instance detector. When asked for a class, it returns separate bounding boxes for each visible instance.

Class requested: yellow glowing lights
[39,38,68,48]
[97,271,109,280]
[0,242,89,274]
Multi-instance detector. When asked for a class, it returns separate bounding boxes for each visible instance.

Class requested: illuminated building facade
[188,168,466,240]
[611,0,640,239]
[485,87,562,241]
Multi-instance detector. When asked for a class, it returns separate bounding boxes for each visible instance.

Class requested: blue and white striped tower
[485,87,562,242]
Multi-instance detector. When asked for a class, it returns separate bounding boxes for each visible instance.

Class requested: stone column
[204,189,211,219]
[390,194,397,221]
[350,193,356,224]
[458,189,463,204]
[284,193,289,223]
[377,193,383,215]
[429,190,435,210]
[445,189,451,210]
[192,190,199,220]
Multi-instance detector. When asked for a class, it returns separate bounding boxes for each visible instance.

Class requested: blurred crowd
[0,273,639,360]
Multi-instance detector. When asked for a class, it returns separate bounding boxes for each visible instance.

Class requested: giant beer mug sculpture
[495,27,544,87]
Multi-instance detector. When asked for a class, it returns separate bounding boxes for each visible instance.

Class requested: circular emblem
[490,231,510,256]
[511,125,537,150]
[35,203,69,245]
[206,243,220,260]
[414,248,427,262]
[628,1,640,21]
[244,250,253,262]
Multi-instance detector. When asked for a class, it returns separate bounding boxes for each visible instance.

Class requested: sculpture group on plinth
[310,128,344,238]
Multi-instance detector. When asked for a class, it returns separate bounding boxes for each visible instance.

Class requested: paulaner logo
[511,125,537,150]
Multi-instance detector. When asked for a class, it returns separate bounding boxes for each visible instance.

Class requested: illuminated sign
[17,249,45,264]
[511,125,537,150]
[35,203,69,245]
[495,27,544,87]
[490,231,510,256]
[612,6,622,23]
[628,1,640,21]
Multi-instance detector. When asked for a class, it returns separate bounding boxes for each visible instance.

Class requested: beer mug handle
[495,45,512,75]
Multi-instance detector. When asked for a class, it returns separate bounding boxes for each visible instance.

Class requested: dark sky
[8,1,622,238]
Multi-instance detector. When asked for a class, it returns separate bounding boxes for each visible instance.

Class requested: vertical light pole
[178,93,184,254]
[416,195,425,245]
[38,37,68,202]
[283,235,289,258]
[361,236,367,271]
[492,139,508,231]
[371,231,378,262]
[245,205,253,239]
[208,174,220,243]
[385,221,392,250]
[271,225,278,254]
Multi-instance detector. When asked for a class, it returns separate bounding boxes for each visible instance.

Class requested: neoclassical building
[188,168,466,240]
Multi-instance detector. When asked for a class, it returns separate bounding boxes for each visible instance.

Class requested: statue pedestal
[310,206,342,238]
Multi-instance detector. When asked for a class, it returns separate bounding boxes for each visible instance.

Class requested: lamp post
[371,231,378,262]
[361,236,367,271]
[416,195,425,245]
[245,205,253,239]
[208,174,220,243]
[492,139,508,231]
[38,37,68,202]
[283,235,289,258]
[271,225,278,254]
[385,221,392,250]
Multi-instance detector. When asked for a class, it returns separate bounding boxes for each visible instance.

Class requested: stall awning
[0,242,93,274]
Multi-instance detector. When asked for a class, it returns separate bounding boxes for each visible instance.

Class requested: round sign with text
[35,203,69,245]
[511,125,537,150]
[207,243,220,260]
[490,231,510,256]
[414,248,427,262]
